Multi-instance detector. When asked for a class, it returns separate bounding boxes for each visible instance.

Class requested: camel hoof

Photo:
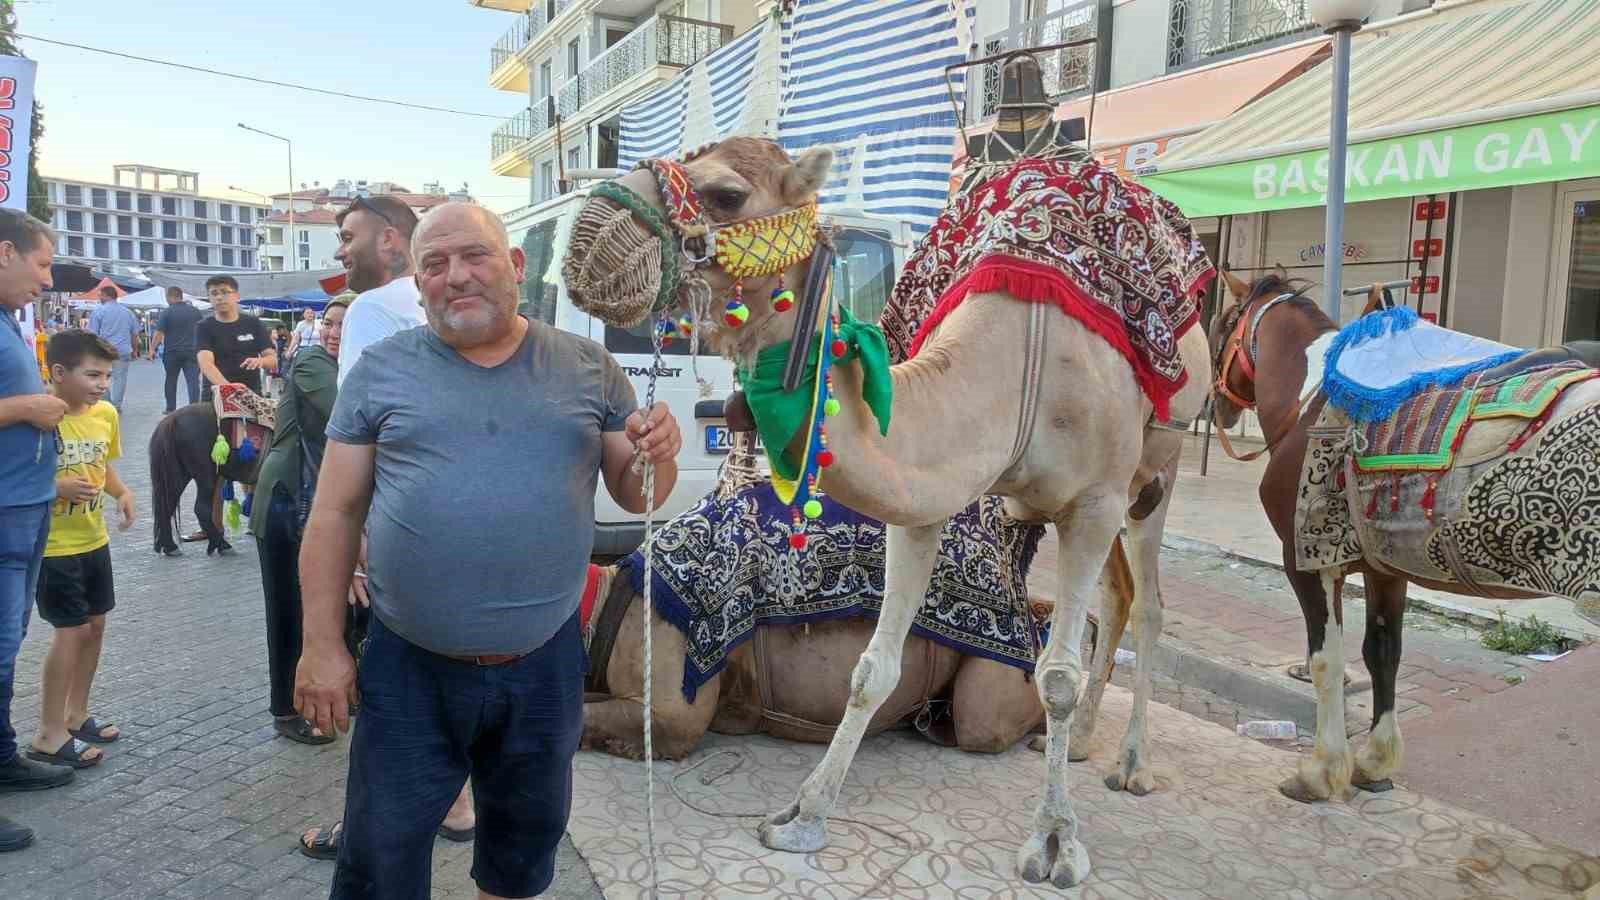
[758,803,827,854]
[1028,735,1046,753]
[1016,827,1091,888]
[1353,778,1393,793]
[1104,745,1158,795]
[1068,747,1090,762]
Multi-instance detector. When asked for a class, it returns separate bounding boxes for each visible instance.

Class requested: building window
[196,246,210,265]
[568,37,580,76]
[161,220,178,239]
[193,200,208,219]
[219,226,232,245]
[115,191,131,211]
[91,213,109,234]
[194,223,209,242]
[67,236,83,256]
[92,238,110,258]
[220,203,233,223]
[567,146,582,172]
[298,240,310,259]
[298,229,309,243]
[90,188,108,208]
[64,185,82,206]
[239,228,252,246]
[116,215,132,236]
[139,241,155,261]
[138,218,154,237]
[221,248,235,267]
[539,60,553,99]
[540,161,555,202]
[242,250,254,268]
[64,211,82,232]
[161,197,178,216]
[301,259,311,271]
[117,240,133,260]
[163,244,179,263]
[137,194,152,213]
[267,227,284,245]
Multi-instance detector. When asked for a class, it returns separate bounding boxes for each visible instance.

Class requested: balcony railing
[1166,0,1319,71]
[528,0,575,42]
[973,0,1098,124]
[491,104,556,162]
[490,13,533,76]
[557,15,734,120]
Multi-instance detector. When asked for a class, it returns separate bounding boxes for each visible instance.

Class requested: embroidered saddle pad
[1354,363,1599,473]
[624,486,1042,703]
[1322,307,1523,423]
[885,156,1212,420]
[213,383,274,453]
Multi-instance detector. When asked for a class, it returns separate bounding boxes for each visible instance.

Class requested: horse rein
[1211,291,1305,462]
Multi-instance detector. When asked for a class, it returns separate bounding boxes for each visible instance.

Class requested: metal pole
[286,142,295,273]
[1321,26,1353,325]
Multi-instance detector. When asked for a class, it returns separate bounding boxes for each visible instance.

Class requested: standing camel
[563,137,1213,888]
[1208,270,1600,804]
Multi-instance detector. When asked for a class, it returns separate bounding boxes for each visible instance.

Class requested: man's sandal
[68,716,120,744]
[25,738,102,769]
[299,822,341,860]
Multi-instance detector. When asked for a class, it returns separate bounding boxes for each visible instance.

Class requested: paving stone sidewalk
[0,361,601,899]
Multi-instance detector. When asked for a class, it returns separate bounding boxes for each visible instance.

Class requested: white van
[511,190,915,557]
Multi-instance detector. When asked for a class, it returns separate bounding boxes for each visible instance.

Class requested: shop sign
[1297,241,1368,264]
[1415,199,1447,221]
[1141,104,1600,218]
[1410,275,1440,295]
[1412,238,1443,259]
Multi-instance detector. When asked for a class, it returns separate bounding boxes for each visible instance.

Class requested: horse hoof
[1353,778,1393,793]
[758,803,828,853]
[1016,826,1091,888]
[1278,774,1334,804]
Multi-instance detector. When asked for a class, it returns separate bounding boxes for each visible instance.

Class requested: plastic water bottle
[1236,720,1298,740]
[1113,648,1138,667]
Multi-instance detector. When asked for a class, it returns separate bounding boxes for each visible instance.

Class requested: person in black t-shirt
[195,275,275,398]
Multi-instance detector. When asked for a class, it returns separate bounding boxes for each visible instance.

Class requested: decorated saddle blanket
[624,485,1043,703]
[1295,365,1600,601]
[882,157,1213,420]
[213,383,274,455]
[1322,307,1524,423]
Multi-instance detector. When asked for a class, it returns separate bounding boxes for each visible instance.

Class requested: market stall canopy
[241,290,330,313]
[118,286,209,310]
[69,276,124,300]
[143,267,344,300]
[49,262,98,294]
[1140,0,1600,217]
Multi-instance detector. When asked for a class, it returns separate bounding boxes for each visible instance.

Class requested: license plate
[704,424,762,454]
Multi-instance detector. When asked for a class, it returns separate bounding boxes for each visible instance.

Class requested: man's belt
[442,651,528,666]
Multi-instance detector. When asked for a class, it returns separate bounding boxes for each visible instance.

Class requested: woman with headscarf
[250,292,360,744]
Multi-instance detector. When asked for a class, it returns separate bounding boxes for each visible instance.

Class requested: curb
[1143,635,1318,733]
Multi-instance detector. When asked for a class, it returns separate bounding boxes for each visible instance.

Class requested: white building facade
[43,165,267,272]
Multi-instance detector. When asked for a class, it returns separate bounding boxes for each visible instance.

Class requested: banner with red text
[0,56,36,211]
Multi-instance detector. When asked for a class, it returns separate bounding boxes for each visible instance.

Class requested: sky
[16,0,532,212]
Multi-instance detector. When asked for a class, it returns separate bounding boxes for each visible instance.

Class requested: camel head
[562,137,834,362]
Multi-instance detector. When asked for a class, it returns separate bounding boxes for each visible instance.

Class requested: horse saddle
[213,383,275,456]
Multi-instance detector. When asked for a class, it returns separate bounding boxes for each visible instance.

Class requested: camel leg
[950,657,1043,753]
[1016,494,1122,889]
[1069,535,1134,761]
[1353,573,1407,791]
[1106,458,1177,795]
[581,599,717,760]
[1281,572,1352,802]
[759,520,946,854]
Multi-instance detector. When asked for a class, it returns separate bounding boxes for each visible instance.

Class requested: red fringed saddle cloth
[886,158,1214,419]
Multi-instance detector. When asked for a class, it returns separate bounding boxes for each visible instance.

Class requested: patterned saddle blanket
[882,156,1212,420]
[1322,307,1524,422]
[213,383,274,455]
[1295,362,1600,601]
[624,485,1043,703]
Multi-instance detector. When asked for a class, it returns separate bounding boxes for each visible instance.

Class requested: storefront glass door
[1555,188,1600,342]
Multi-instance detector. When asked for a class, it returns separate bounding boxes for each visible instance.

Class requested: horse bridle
[591,148,829,394]
[1211,290,1303,461]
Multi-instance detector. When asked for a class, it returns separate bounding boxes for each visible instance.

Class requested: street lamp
[1308,0,1375,325]
[237,123,294,272]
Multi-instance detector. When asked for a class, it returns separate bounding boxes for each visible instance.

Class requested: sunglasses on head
[349,197,417,231]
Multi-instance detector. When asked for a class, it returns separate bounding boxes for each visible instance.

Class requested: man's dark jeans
[331,614,585,899]
[0,503,49,765]
[162,349,200,412]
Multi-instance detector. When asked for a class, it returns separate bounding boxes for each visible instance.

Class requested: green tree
[0,1,48,222]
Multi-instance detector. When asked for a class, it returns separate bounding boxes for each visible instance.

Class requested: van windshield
[602,226,899,354]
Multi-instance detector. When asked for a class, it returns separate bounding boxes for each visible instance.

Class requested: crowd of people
[0,194,686,898]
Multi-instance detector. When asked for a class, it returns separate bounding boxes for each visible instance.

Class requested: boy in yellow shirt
[25,331,135,769]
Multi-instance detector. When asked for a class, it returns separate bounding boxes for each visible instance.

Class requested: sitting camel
[564,137,1213,888]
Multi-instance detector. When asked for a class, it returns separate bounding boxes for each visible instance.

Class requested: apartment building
[43,165,266,271]
[479,0,761,206]
[254,179,473,271]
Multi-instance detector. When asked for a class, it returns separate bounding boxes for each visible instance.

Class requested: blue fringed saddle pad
[624,486,1043,703]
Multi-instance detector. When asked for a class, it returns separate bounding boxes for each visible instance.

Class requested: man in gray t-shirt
[294,203,681,899]
[151,287,203,412]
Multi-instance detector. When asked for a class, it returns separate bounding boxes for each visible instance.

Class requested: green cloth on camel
[735,306,893,482]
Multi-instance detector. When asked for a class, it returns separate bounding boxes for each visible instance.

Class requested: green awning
[1139,0,1600,217]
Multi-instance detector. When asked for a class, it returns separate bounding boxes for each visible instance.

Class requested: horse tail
[148,411,184,545]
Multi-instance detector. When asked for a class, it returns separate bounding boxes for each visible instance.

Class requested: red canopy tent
[69,277,126,300]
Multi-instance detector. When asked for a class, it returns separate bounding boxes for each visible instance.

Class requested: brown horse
[1208,270,1600,804]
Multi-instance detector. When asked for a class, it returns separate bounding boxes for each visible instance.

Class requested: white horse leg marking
[1107,461,1176,796]
[759,520,946,854]
[1353,710,1404,784]
[1016,496,1123,889]
[1285,572,1353,802]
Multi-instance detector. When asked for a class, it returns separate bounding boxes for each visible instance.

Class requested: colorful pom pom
[724,301,749,327]
[816,449,835,468]
[823,398,841,417]
[676,317,694,337]
[788,532,808,550]
[803,499,823,519]
[771,288,795,312]
[830,339,847,359]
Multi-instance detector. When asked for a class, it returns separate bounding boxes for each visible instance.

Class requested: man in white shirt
[297,194,475,861]
[333,196,425,387]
